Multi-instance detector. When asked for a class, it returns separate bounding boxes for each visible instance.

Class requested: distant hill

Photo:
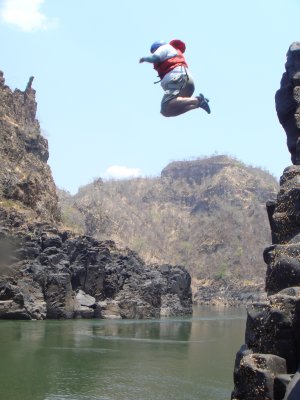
[58,155,279,285]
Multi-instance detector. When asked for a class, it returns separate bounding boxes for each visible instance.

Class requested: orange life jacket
[153,49,188,79]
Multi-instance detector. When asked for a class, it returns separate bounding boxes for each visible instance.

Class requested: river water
[0,306,246,400]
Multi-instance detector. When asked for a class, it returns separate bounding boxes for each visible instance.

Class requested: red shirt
[153,49,188,79]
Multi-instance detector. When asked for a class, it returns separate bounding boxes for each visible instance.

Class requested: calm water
[0,307,246,400]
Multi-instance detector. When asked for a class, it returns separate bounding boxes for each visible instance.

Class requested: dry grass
[58,156,279,283]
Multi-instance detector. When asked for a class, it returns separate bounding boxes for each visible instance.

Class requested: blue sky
[0,0,299,194]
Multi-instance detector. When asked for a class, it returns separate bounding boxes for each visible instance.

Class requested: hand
[139,58,145,63]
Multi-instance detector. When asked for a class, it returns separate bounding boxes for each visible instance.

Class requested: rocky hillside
[0,71,192,319]
[59,155,279,288]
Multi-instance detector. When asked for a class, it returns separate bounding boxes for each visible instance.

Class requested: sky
[0,0,299,194]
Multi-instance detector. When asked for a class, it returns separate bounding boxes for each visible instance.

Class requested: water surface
[0,306,246,400]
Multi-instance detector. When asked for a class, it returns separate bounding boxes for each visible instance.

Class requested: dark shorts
[161,74,195,105]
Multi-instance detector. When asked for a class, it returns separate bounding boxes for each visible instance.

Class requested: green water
[0,307,246,400]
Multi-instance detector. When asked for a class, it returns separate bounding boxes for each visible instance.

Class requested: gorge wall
[0,72,192,320]
[232,43,300,400]
[0,72,60,222]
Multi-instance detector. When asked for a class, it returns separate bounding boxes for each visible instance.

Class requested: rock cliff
[232,42,300,400]
[0,226,192,320]
[275,42,300,165]
[0,72,60,222]
[0,71,192,320]
[161,156,233,184]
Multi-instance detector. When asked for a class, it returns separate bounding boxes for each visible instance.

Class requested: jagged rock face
[275,42,300,164]
[265,166,300,295]
[0,70,192,321]
[0,226,192,320]
[0,71,60,222]
[232,43,300,400]
[232,172,300,400]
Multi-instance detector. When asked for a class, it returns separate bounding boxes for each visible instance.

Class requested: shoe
[197,93,211,114]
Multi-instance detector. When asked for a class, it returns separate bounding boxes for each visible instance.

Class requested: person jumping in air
[139,39,210,117]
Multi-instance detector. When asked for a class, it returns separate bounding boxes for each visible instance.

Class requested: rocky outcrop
[275,42,300,164]
[0,71,60,222]
[0,72,193,320]
[232,43,300,400]
[0,222,192,320]
[161,155,233,184]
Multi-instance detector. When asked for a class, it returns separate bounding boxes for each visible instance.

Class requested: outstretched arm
[139,54,160,64]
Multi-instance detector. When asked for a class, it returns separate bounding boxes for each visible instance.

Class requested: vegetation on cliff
[0,71,192,319]
[0,71,60,223]
[59,155,279,285]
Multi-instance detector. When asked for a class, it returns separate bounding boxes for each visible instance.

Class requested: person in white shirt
[139,39,210,117]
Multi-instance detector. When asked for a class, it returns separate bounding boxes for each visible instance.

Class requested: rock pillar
[232,42,300,400]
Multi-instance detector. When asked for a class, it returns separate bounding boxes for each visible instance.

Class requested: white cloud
[0,0,57,32]
[104,165,142,179]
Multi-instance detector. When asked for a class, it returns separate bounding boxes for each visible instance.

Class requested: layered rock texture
[232,43,300,400]
[0,72,192,320]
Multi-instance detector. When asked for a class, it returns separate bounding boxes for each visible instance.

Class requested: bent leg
[161,74,199,117]
[161,96,200,117]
